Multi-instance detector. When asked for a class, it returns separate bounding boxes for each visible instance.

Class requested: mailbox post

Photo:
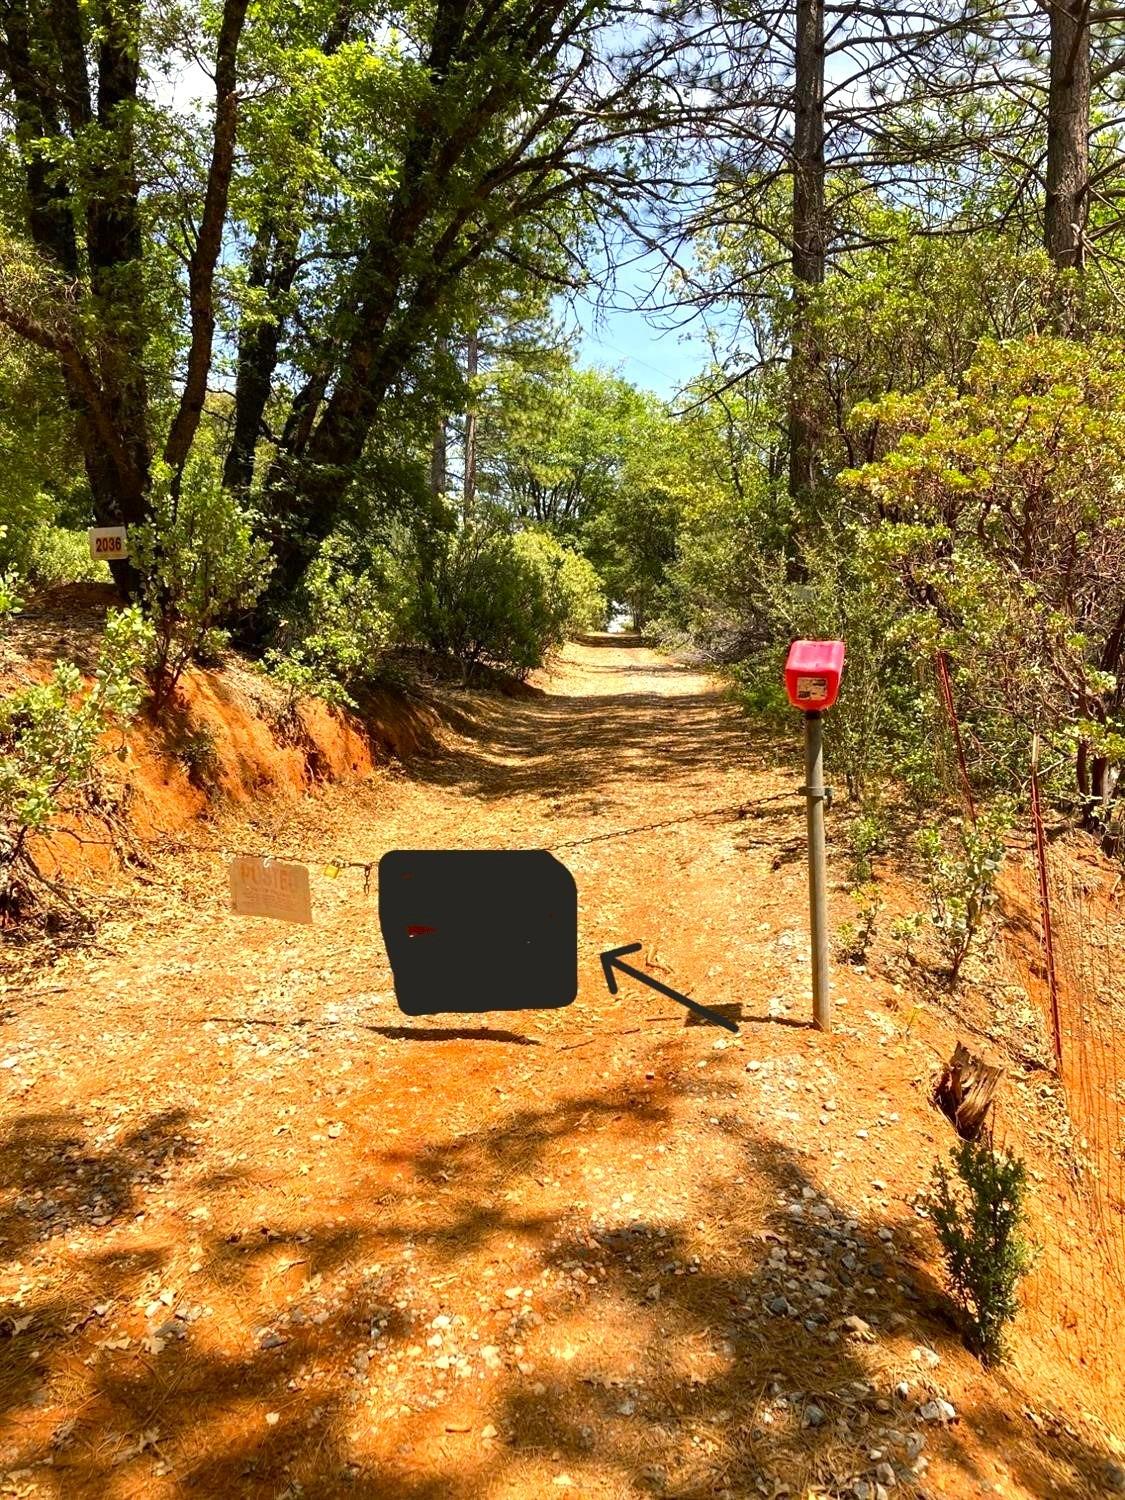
[784,640,846,1032]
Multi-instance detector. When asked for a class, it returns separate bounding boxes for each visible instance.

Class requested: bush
[834,883,882,964]
[0,516,98,589]
[847,808,888,884]
[412,520,577,679]
[172,724,222,791]
[267,534,403,711]
[132,455,271,711]
[928,1136,1033,1363]
[0,606,151,922]
[0,531,24,616]
[513,530,607,634]
[24,525,100,587]
[916,805,1007,983]
[669,514,940,803]
[843,336,1125,834]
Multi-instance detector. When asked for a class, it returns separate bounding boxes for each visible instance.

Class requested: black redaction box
[378,849,578,1017]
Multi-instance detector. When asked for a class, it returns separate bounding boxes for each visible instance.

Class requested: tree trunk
[223,225,300,493]
[1044,0,1090,271]
[463,328,478,517]
[163,0,250,478]
[259,258,455,609]
[431,417,447,498]
[788,0,826,530]
[222,0,353,497]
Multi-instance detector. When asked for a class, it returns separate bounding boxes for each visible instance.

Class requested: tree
[243,0,733,616]
[584,399,700,629]
[1045,0,1092,270]
[1,0,736,632]
[789,0,826,511]
[679,0,1005,530]
[843,335,1125,838]
[0,0,250,590]
[478,362,646,534]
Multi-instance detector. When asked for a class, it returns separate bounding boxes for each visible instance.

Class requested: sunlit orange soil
[1,635,1123,1497]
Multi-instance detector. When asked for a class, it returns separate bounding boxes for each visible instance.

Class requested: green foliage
[669,509,939,803]
[835,883,882,965]
[795,236,1112,477]
[512,530,607,634]
[0,459,96,593]
[0,530,24,617]
[265,519,604,703]
[480,362,646,534]
[0,607,151,919]
[410,519,578,680]
[267,533,405,708]
[0,569,22,618]
[585,401,698,629]
[847,809,888,885]
[844,335,1125,828]
[21,527,100,589]
[0,338,88,588]
[172,725,223,792]
[916,805,1008,983]
[132,456,271,711]
[928,1137,1033,1363]
[661,461,791,664]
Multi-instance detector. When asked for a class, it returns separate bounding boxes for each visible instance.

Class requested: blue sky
[560,246,718,400]
[570,298,711,398]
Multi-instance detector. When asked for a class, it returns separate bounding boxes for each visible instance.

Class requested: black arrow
[599,943,740,1034]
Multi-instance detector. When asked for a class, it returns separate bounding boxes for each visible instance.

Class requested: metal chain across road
[50,786,808,880]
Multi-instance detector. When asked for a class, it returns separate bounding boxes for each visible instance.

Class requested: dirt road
[0,640,1115,1497]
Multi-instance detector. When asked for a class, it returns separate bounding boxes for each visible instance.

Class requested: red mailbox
[785,639,845,712]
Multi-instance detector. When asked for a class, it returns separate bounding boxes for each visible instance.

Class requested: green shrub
[889,909,926,965]
[132,455,271,711]
[671,518,938,802]
[0,518,98,589]
[0,606,151,921]
[173,724,222,791]
[844,336,1125,833]
[834,883,882,964]
[27,525,99,587]
[267,533,403,710]
[928,1136,1033,1363]
[847,808,888,884]
[916,805,1007,983]
[0,531,24,617]
[412,520,574,679]
[513,530,606,634]
[0,570,21,617]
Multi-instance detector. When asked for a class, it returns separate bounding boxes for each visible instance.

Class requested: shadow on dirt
[418,671,777,804]
[0,1084,1118,1499]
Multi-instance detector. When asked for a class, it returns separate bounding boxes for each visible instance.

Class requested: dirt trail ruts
[0,638,1118,1498]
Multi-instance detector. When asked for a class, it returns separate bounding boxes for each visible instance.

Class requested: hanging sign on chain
[228,855,312,924]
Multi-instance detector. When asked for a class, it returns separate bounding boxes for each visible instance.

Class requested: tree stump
[934,1042,1003,1140]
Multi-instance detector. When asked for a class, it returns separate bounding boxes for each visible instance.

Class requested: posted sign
[795,675,828,703]
[88,526,129,562]
[228,856,312,924]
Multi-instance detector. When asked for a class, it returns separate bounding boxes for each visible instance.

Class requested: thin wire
[54,788,807,873]
[551,790,802,851]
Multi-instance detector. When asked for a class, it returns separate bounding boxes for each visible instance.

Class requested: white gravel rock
[918,1398,956,1424]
